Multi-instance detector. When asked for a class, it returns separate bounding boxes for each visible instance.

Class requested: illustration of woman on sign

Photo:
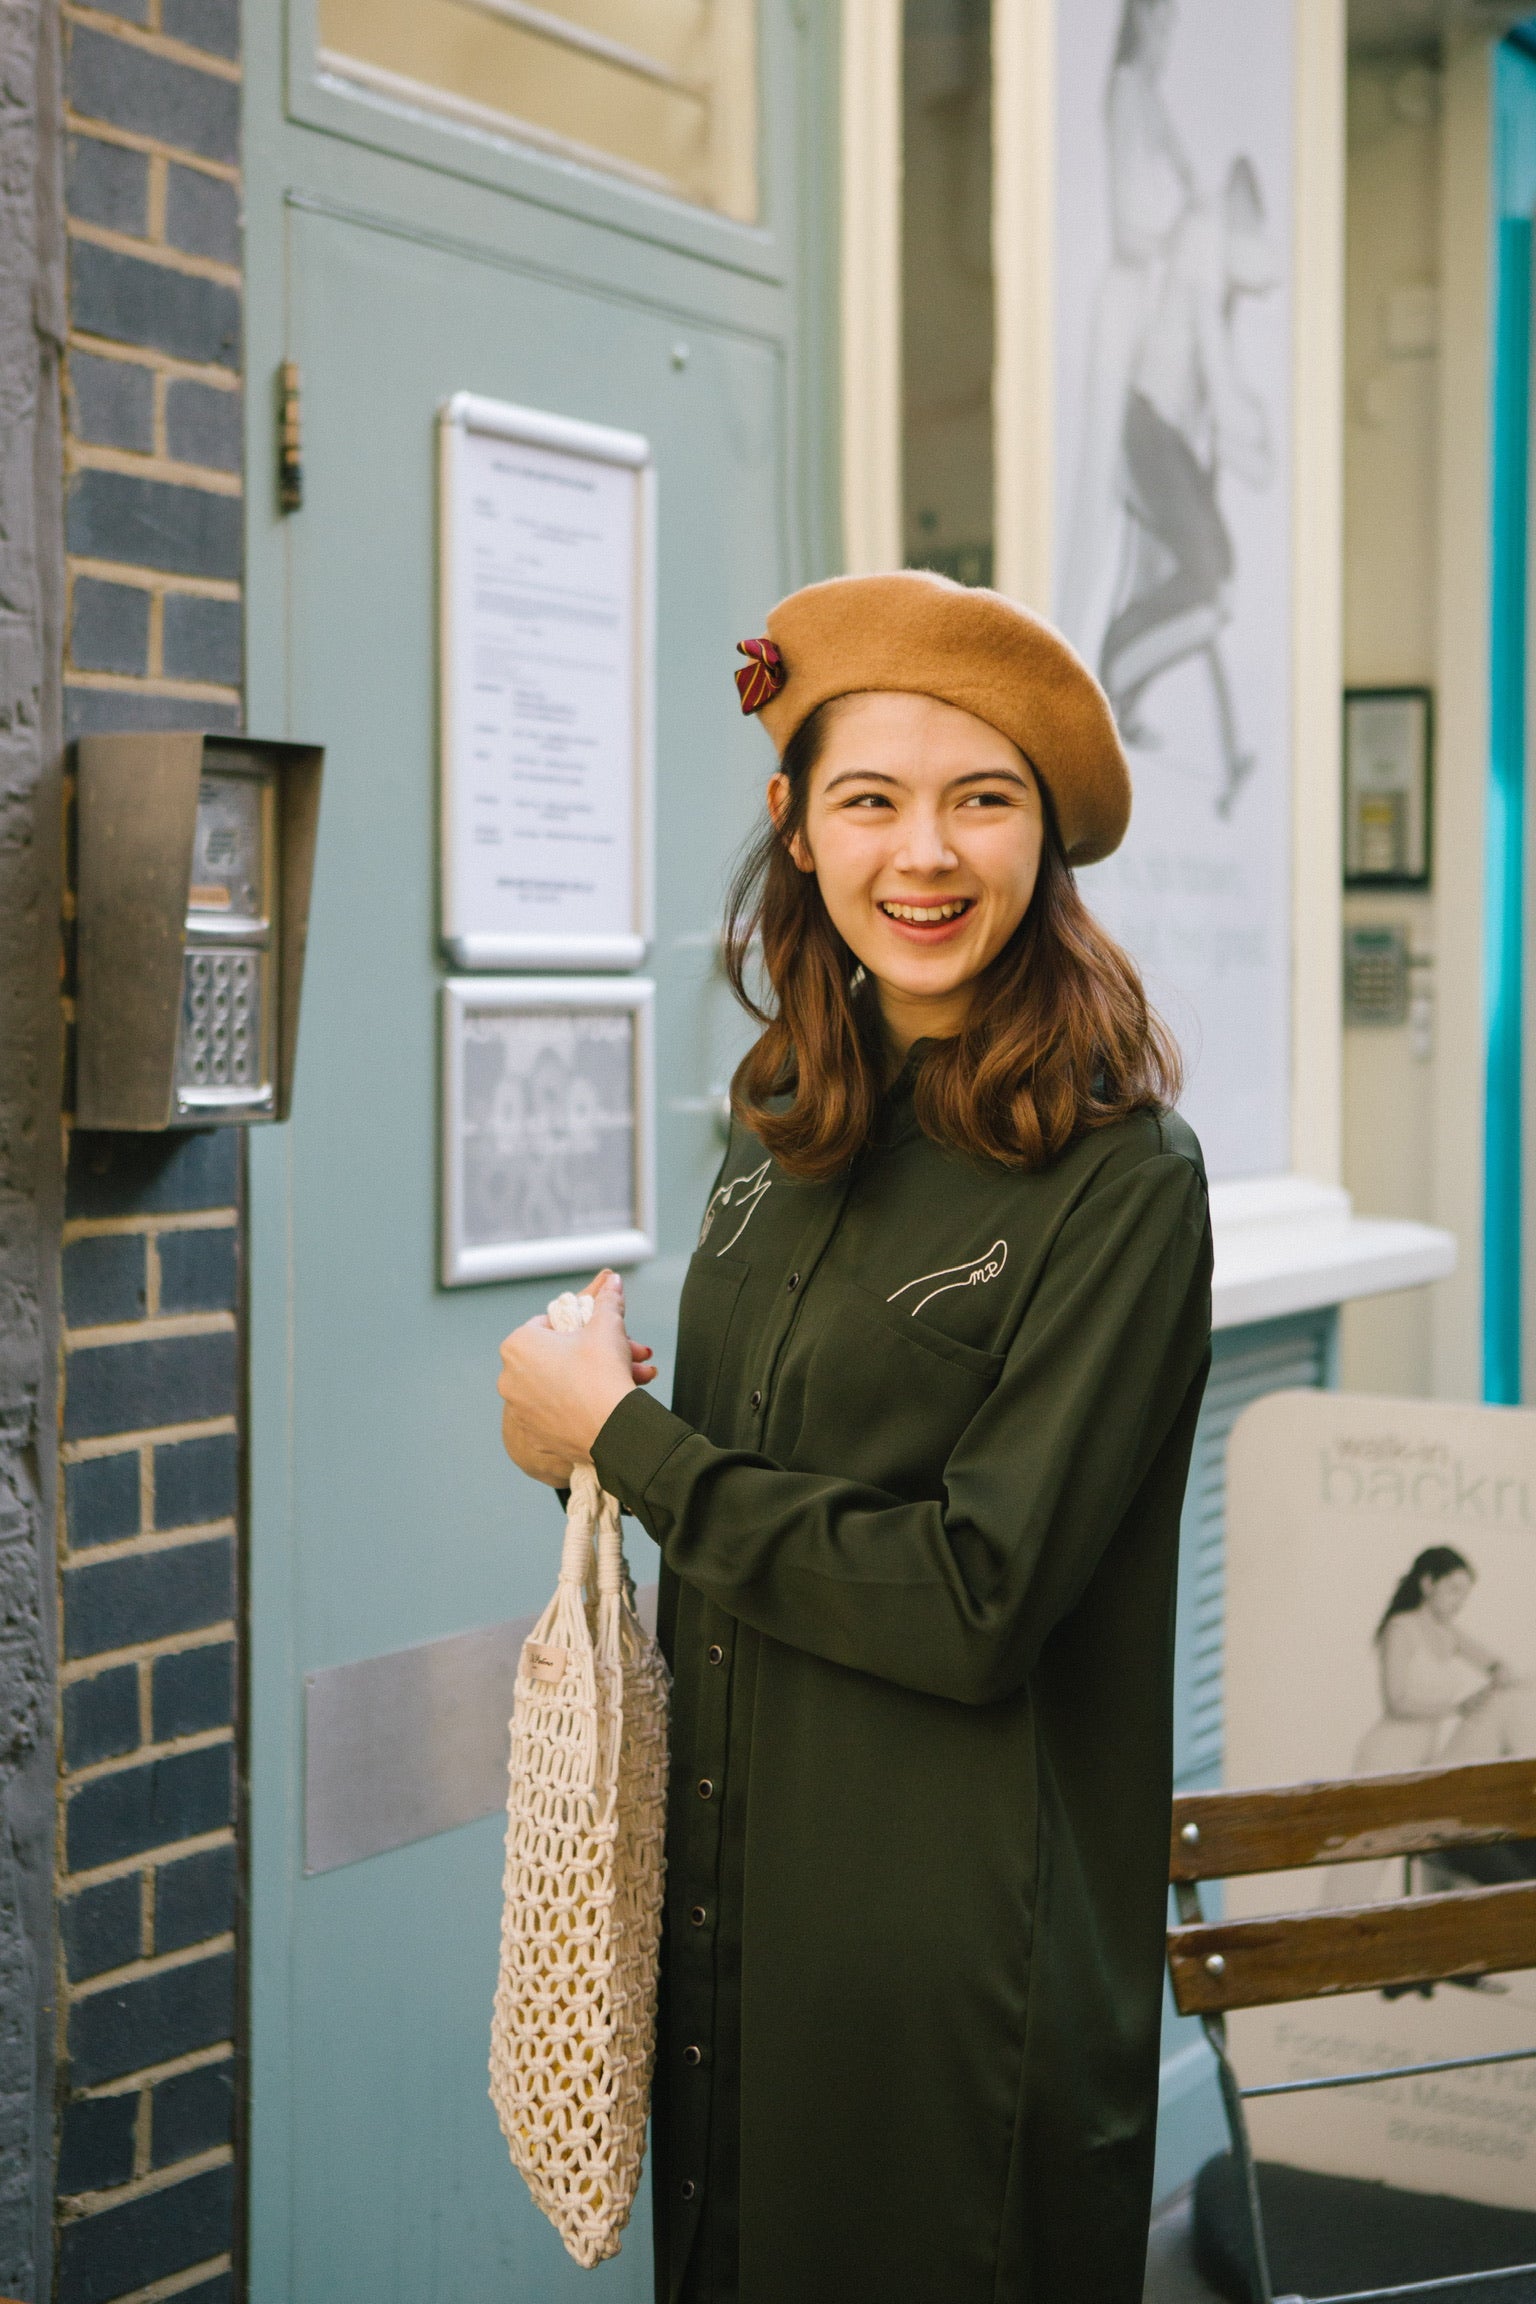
[1329,1547,1536,1905]
[1355,1546,1534,1775]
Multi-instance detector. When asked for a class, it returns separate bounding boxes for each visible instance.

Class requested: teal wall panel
[243,5,838,2294]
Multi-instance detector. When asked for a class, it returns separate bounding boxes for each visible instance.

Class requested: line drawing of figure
[1098,155,1278,817]
[1060,0,1196,664]
[1325,1547,1536,1908]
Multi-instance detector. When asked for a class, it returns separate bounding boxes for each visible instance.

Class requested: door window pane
[902,0,994,585]
[318,0,758,222]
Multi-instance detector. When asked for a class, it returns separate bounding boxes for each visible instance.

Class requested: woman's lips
[876,897,976,945]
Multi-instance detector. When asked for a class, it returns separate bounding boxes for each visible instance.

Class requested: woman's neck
[876,985,972,1073]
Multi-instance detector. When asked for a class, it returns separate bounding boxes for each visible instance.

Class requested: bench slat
[1167,1880,1536,2015]
[1171,1758,1536,1882]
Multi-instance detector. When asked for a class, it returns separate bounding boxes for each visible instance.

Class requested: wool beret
[737,569,1132,866]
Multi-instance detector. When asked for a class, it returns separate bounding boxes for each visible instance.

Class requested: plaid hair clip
[735,637,785,715]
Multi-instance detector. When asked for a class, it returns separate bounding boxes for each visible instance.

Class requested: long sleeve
[593,1151,1211,1706]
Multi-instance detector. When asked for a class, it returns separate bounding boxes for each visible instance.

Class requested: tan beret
[737,569,1132,866]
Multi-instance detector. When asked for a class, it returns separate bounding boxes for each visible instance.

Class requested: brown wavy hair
[724,697,1182,1181]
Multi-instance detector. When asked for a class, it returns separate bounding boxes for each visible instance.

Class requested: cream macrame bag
[489,1290,670,2268]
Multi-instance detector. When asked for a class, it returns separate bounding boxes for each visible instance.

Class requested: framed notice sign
[439,394,655,970]
[441,976,655,1288]
[1344,686,1433,889]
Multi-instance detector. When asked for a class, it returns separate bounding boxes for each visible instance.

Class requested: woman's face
[1422,1568,1474,1624]
[771,691,1045,1052]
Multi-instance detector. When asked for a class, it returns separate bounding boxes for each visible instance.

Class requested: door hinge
[278,359,303,514]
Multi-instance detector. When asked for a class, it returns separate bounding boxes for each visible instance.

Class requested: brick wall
[62,0,242,744]
[57,2,246,2298]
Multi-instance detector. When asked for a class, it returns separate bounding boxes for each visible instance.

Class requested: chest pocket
[672,1251,749,1436]
[775,1274,1005,1500]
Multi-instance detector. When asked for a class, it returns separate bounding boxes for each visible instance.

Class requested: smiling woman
[494,567,1214,2304]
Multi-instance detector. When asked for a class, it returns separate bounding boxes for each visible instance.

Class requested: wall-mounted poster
[439,394,655,971]
[1053,0,1294,1179]
[441,976,655,1287]
[1224,1389,1536,2210]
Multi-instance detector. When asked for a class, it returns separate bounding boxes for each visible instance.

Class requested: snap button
[683,2044,702,2066]
[787,1272,800,1292]
[707,1644,724,1666]
[697,1778,714,1799]
[681,2179,697,2202]
[749,1388,762,1409]
[690,1904,707,1926]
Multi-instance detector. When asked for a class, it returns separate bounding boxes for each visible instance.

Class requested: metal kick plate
[303,1584,658,1874]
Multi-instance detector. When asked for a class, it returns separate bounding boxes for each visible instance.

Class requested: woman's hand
[497,1271,657,1487]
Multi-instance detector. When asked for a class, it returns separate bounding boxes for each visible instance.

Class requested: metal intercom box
[76,732,324,1130]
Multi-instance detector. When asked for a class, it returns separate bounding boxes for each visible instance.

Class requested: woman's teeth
[879,900,971,923]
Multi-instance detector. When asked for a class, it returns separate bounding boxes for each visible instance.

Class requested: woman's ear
[768,772,816,874]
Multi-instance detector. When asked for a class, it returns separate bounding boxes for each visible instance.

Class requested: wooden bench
[1168,1756,1536,2303]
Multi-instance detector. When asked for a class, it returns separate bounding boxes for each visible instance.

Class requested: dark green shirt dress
[591,1072,1213,2304]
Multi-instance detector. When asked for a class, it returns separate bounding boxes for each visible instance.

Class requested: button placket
[670,1596,732,2235]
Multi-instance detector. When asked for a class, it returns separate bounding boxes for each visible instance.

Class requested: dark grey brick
[65,1536,234,1658]
[155,1842,236,1954]
[64,1329,238,1442]
[152,2059,233,2165]
[60,1233,147,1330]
[165,163,240,263]
[65,688,242,739]
[67,135,149,234]
[66,1744,233,1874]
[68,1128,239,1221]
[63,1230,148,1327]
[165,378,241,471]
[60,1874,141,1983]
[57,2093,137,2197]
[66,1451,142,1550]
[68,25,240,166]
[152,1643,234,1741]
[69,346,154,450]
[162,595,241,687]
[157,1226,237,1313]
[63,1665,141,1771]
[55,2161,235,2304]
[71,241,241,367]
[153,1432,238,1530]
[163,0,240,59]
[67,468,242,579]
[70,576,151,677]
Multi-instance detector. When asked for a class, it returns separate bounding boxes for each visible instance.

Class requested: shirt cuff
[592,1388,695,1517]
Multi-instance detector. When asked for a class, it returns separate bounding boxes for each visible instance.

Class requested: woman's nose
[895,813,958,873]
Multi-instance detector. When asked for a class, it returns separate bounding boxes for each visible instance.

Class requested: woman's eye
[843,792,893,810]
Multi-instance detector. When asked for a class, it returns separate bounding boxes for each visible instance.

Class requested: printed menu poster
[444,412,644,961]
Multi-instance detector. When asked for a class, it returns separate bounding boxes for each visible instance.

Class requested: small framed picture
[1343,687,1433,889]
[441,976,655,1288]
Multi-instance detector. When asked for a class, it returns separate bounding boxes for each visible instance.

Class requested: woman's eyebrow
[948,767,1032,790]
[821,766,902,792]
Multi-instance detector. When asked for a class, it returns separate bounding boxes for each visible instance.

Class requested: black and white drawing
[1054,0,1293,1178]
[441,977,655,1286]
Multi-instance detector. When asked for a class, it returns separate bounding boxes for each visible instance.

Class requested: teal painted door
[241,11,836,2296]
